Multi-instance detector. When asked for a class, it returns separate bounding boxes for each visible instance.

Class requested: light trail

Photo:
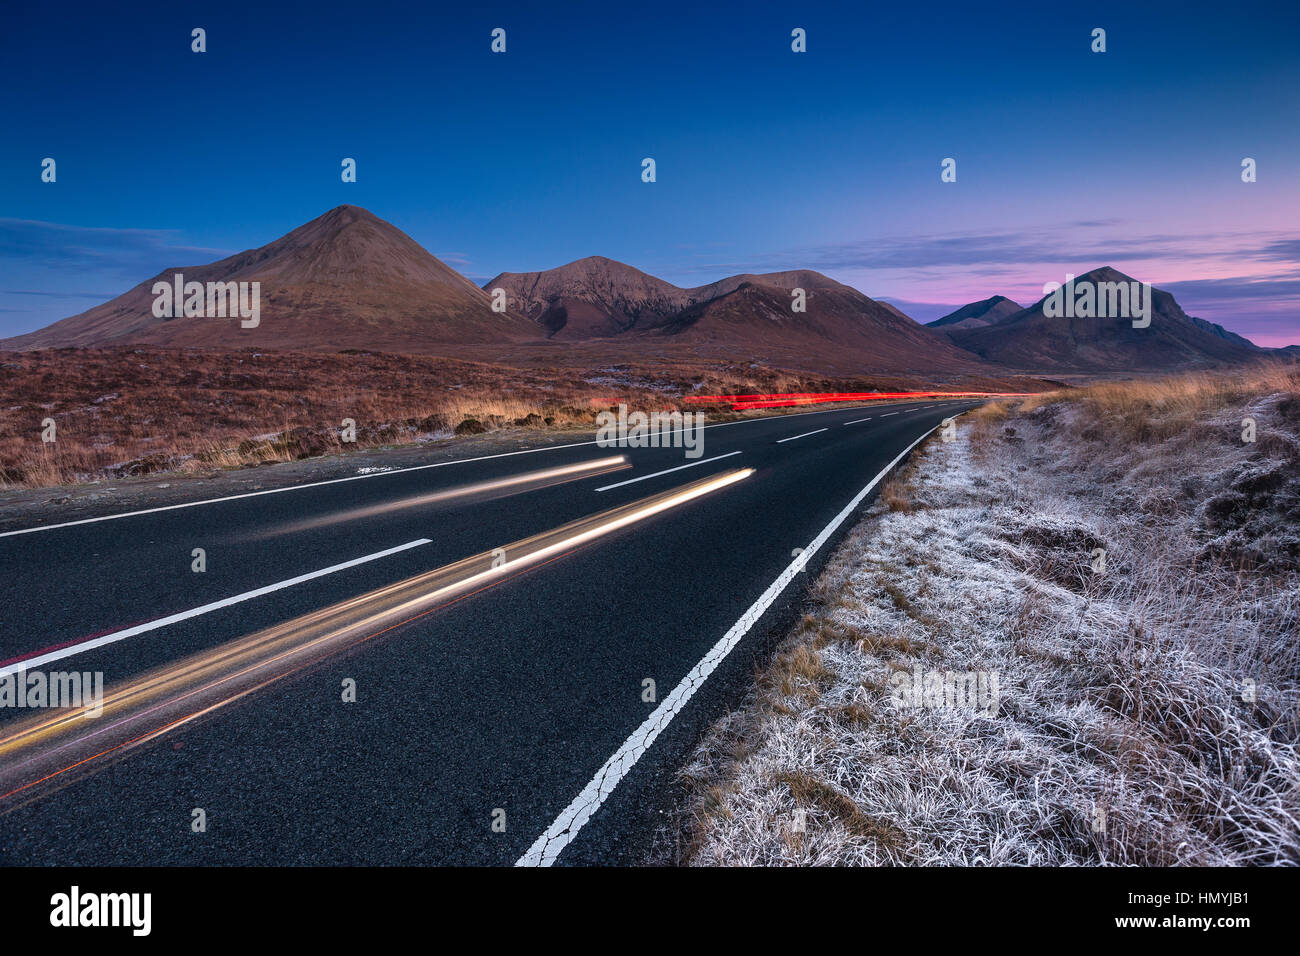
[246,455,630,538]
[0,467,754,808]
[681,390,1034,410]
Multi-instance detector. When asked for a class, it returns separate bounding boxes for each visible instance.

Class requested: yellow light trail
[247,455,632,538]
[0,466,753,808]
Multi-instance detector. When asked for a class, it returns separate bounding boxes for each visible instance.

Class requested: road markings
[0,403,923,540]
[0,471,759,803]
[842,417,872,425]
[517,416,958,866]
[776,428,828,444]
[0,538,433,677]
[880,412,899,417]
[255,457,627,536]
[0,442,626,539]
[593,451,742,492]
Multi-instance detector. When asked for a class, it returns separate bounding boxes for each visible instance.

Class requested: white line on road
[0,538,432,677]
[0,445,620,539]
[843,417,872,425]
[0,402,922,540]
[776,428,828,444]
[517,416,959,866]
[593,452,742,492]
[880,412,899,417]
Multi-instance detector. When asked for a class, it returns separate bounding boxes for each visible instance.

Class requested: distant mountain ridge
[482,257,695,337]
[927,295,1023,330]
[943,267,1264,372]
[486,260,991,371]
[1187,314,1258,349]
[1,208,1276,377]
[482,259,852,338]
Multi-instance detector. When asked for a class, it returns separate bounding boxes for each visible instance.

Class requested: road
[0,399,978,865]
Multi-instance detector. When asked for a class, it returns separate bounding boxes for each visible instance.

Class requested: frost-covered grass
[672,367,1300,865]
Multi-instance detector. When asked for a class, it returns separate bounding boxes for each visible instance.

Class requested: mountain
[636,275,993,372]
[1,206,541,352]
[944,267,1263,372]
[1186,314,1259,349]
[18,209,1257,378]
[483,257,694,337]
[3,209,995,373]
[487,260,991,372]
[927,295,1022,330]
[684,269,849,303]
[483,261,855,339]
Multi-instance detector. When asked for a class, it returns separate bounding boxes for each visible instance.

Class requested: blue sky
[2,0,1298,344]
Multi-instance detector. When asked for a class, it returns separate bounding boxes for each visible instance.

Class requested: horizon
[0,201,1286,346]
[3,0,1298,346]
[3,0,1300,883]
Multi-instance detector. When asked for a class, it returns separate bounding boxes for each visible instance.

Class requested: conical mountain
[945,266,1261,371]
[2,206,540,352]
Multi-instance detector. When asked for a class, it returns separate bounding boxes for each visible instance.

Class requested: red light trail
[680,390,1036,410]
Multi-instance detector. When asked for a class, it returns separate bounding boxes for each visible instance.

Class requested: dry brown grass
[0,346,1052,489]
[770,769,910,851]
[978,362,1300,442]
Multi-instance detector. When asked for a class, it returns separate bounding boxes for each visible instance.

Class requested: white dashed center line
[0,538,433,677]
[593,451,742,492]
[776,428,828,444]
[517,414,965,866]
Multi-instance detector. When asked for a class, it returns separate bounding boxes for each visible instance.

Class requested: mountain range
[929,267,1263,372]
[486,258,982,371]
[1,206,1280,376]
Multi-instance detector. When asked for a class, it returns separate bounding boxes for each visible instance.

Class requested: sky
[2,0,1298,346]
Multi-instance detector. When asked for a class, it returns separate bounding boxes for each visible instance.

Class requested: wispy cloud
[1,288,116,299]
[435,251,474,268]
[1254,239,1300,263]
[0,218,231,281]
[0,218,235,337]
[718,225,1298,275]
[664,221,1300,345]
[1161,272,1300,301]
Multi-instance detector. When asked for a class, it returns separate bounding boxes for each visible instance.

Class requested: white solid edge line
[0,443,615,539]
[516,414,962,866]
[775,427,828,444]
[593,451,742,492]
[0,402,923,540]
[0,537,433,678]
[842,417,872,425]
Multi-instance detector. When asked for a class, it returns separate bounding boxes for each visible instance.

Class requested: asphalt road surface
[0,399,979,865]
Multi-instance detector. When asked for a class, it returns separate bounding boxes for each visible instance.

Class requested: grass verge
[670,365,1300,865]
